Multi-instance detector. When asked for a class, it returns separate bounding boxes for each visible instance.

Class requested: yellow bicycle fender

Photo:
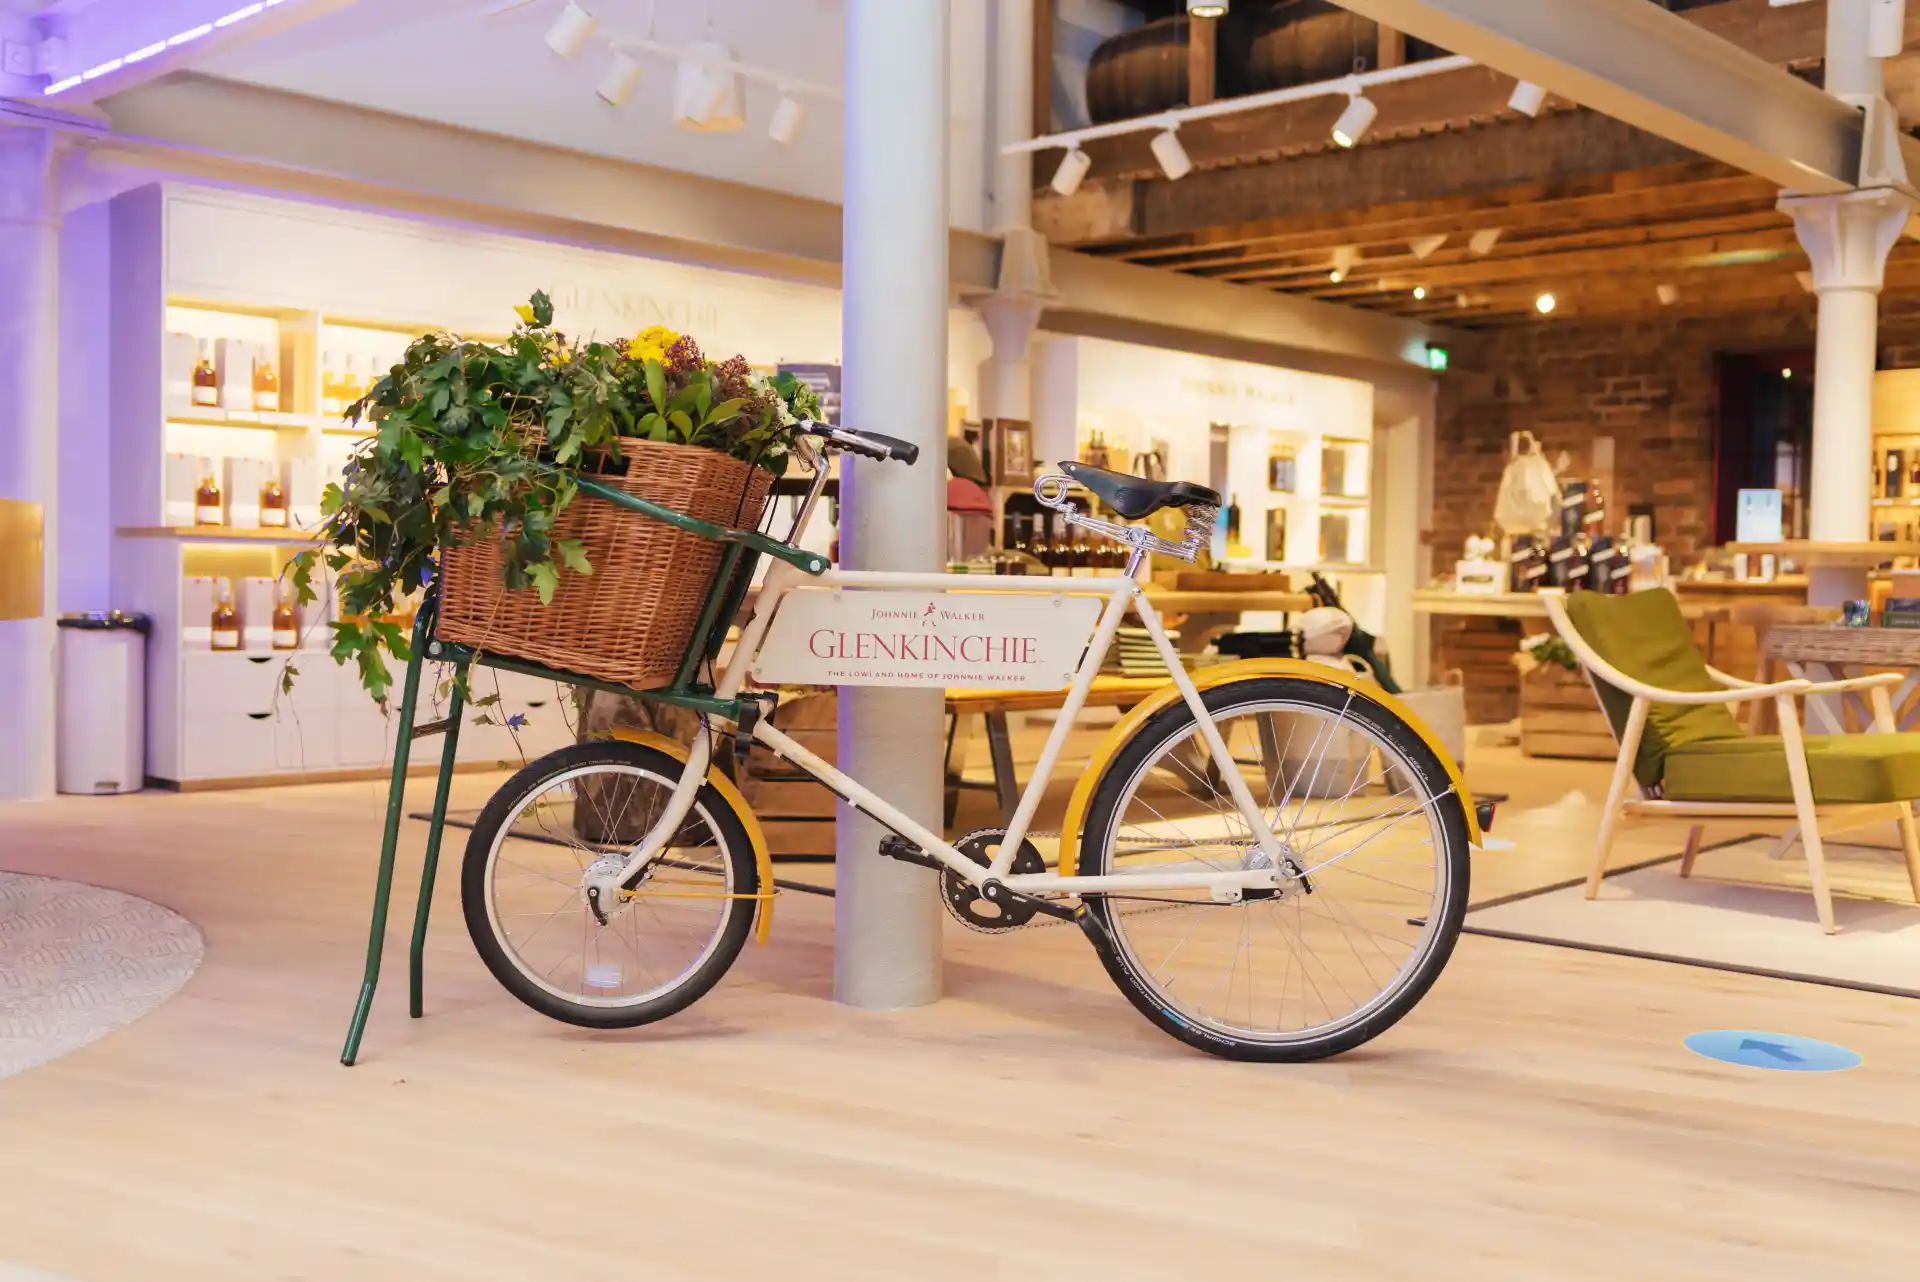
[606,728,777,946]
[1056,659,1480,876]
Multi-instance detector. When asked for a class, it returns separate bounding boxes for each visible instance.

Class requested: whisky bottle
[1890,450,1906,500]
[191,341,220,408]
[320,350,344,416]
[342,354,362,406]
[259,477,289,528]
[211,584,241,651]
[253,351,281,412]
[194,472,224,526]
[272,586,299,651]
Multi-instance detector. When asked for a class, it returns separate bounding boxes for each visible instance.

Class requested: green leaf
[644,359,667,416]
[531,290,554,328]
[527,560,561,605]
[556,538,593,575]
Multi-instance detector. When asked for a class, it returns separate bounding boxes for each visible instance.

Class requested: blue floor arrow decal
[1684,1030,1861,1072]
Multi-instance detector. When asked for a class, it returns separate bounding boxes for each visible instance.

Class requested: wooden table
[1765,625,1920,734]
[1140,588,1314,653]
[946,676,1172,823]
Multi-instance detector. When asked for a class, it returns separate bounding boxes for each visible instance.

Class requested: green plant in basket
[287,292,821,705]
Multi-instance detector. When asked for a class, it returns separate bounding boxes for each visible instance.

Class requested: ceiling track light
[1150,127,1193,181]
[1468,227,1502,256]
[1656,283,1679,306]
[1535,292,1557,315]
[597,52,641,107]
[1413,285,1428,301]
[1409,234,1447,260]
[1187,0,1229,16]
[769,94,806,145]
[1051,147,1092,197]
[546,1,598,59]
[1331,92,1378,148]
[1507,80,1547,118]
[1331,245,1359,278]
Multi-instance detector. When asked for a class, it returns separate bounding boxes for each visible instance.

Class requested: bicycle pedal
[877,836,942,870]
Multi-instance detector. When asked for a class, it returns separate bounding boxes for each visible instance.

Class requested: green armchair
[1540,587,1920,933]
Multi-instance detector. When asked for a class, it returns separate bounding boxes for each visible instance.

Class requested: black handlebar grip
[836,428,920,465]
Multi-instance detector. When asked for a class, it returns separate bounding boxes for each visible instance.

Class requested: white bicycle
[457,426,1487,1061]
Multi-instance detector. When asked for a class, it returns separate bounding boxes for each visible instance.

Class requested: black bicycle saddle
[1056,460,1222,521]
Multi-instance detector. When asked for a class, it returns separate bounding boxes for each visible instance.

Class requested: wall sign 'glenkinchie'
[754,589,1106,689]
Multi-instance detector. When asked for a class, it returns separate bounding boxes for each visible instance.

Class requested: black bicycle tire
[460,739,759,1030]
[1078,677,1471,1062]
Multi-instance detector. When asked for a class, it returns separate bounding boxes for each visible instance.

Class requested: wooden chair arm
[1654,679,1812,706]
[1705,665,1766,688]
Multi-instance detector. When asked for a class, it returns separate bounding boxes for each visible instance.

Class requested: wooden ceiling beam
[1186,206,1791,283]
[1231,226,1804,292]
[1097,111,1699,248]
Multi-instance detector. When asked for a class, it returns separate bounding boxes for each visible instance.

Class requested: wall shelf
[120,526,325,545]
[165,409,365,435]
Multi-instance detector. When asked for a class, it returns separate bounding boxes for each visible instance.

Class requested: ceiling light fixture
[1468,227,1503,256]
[1413,285,1428,300]
[1051,147,1092,196]
[1186,0,1229,16]
[597,52,641,106]
[1409,234,1447,260]
[1456,293,1470,308]
[769,94,807,145]
[674,40,747,132]
[1782,367,1794,379]
[43,3,285,95]
[1507,81,1547,117]
[1331,93,1378,148]
[1150,127,1193,180]
[1331,245,1359,279]
[1535,292,1557,315]
[546,1,598,59]
[1657,283,1679,306]
[1329,270,1344,283]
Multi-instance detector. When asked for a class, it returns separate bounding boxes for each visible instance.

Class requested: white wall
[200,0,996,233]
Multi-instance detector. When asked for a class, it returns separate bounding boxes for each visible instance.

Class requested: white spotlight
[1051,147,1092,196]
[1186,0,1229,16]
[769,95,806,145]
[1151,128,1193,180]
[1535,292,1557,315]
[597,52,640,107]
[1331,94,1378,148]
[545,1,597,59]
[673,41,746,132]
[1331,245,1358,278]
[1656,283,1679,306]
[1413,285,1428,301]
[1468,227,1503,256]
[1508,81,1547,117]
[1455,293,1470,308]
[1409,234,1447,260]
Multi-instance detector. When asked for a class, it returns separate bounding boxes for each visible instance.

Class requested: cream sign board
[753,590,1105,689]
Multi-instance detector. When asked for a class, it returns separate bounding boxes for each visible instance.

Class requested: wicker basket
[438,440,774,688]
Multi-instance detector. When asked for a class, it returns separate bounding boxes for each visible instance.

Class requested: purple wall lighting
[44,1,293,95]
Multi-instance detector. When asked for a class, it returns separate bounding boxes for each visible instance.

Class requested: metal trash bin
[57,611,151,795]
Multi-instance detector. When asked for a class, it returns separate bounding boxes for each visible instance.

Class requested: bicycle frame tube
[608,556,1289,899]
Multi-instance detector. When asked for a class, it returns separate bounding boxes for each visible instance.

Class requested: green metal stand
[337,476,831,1066]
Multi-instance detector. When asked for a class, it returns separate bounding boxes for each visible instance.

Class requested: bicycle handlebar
[802,424,920,466]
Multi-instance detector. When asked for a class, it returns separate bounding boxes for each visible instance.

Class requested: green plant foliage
[288,293,819,704]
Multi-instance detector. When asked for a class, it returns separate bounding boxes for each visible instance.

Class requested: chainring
[942,829,1049,932]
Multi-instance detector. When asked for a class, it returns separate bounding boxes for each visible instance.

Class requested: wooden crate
[740,691,838,855]
[1433,616,1522,724]
[1519,663,1616,760]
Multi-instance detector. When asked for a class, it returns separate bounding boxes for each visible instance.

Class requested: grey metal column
[834,0,951,1009]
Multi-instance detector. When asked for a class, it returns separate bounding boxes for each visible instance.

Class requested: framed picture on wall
[989,418,1035,486]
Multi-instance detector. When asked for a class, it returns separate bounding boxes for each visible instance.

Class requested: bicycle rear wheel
[461,739,759,1029]
[1077,677,1471,1061]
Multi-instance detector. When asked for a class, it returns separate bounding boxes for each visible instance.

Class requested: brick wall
[1432,296,1920,567]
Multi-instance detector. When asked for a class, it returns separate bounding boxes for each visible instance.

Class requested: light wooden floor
[1,743,1918,1281]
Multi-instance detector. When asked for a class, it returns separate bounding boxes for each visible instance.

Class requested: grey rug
[0,872,205,1080]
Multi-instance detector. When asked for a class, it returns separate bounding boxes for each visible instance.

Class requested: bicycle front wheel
[460,739,759,1030]
[1078,677,1471,1061]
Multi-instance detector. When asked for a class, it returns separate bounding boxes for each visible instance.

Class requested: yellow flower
[514,304,537,326]
[635,324,679,349]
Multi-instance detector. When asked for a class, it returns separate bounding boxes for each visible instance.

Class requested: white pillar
[991,0,1035,236]
[0,125,60,803]
[834,0,951,1010]
[976,294,1043,423]
[1031,334,1079,470]
[1826,0,1886,103]
[1781,187,1914,604]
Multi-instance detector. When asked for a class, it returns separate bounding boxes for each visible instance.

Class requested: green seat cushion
[1562,589,1744,788]
[1665,732,1920,804]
